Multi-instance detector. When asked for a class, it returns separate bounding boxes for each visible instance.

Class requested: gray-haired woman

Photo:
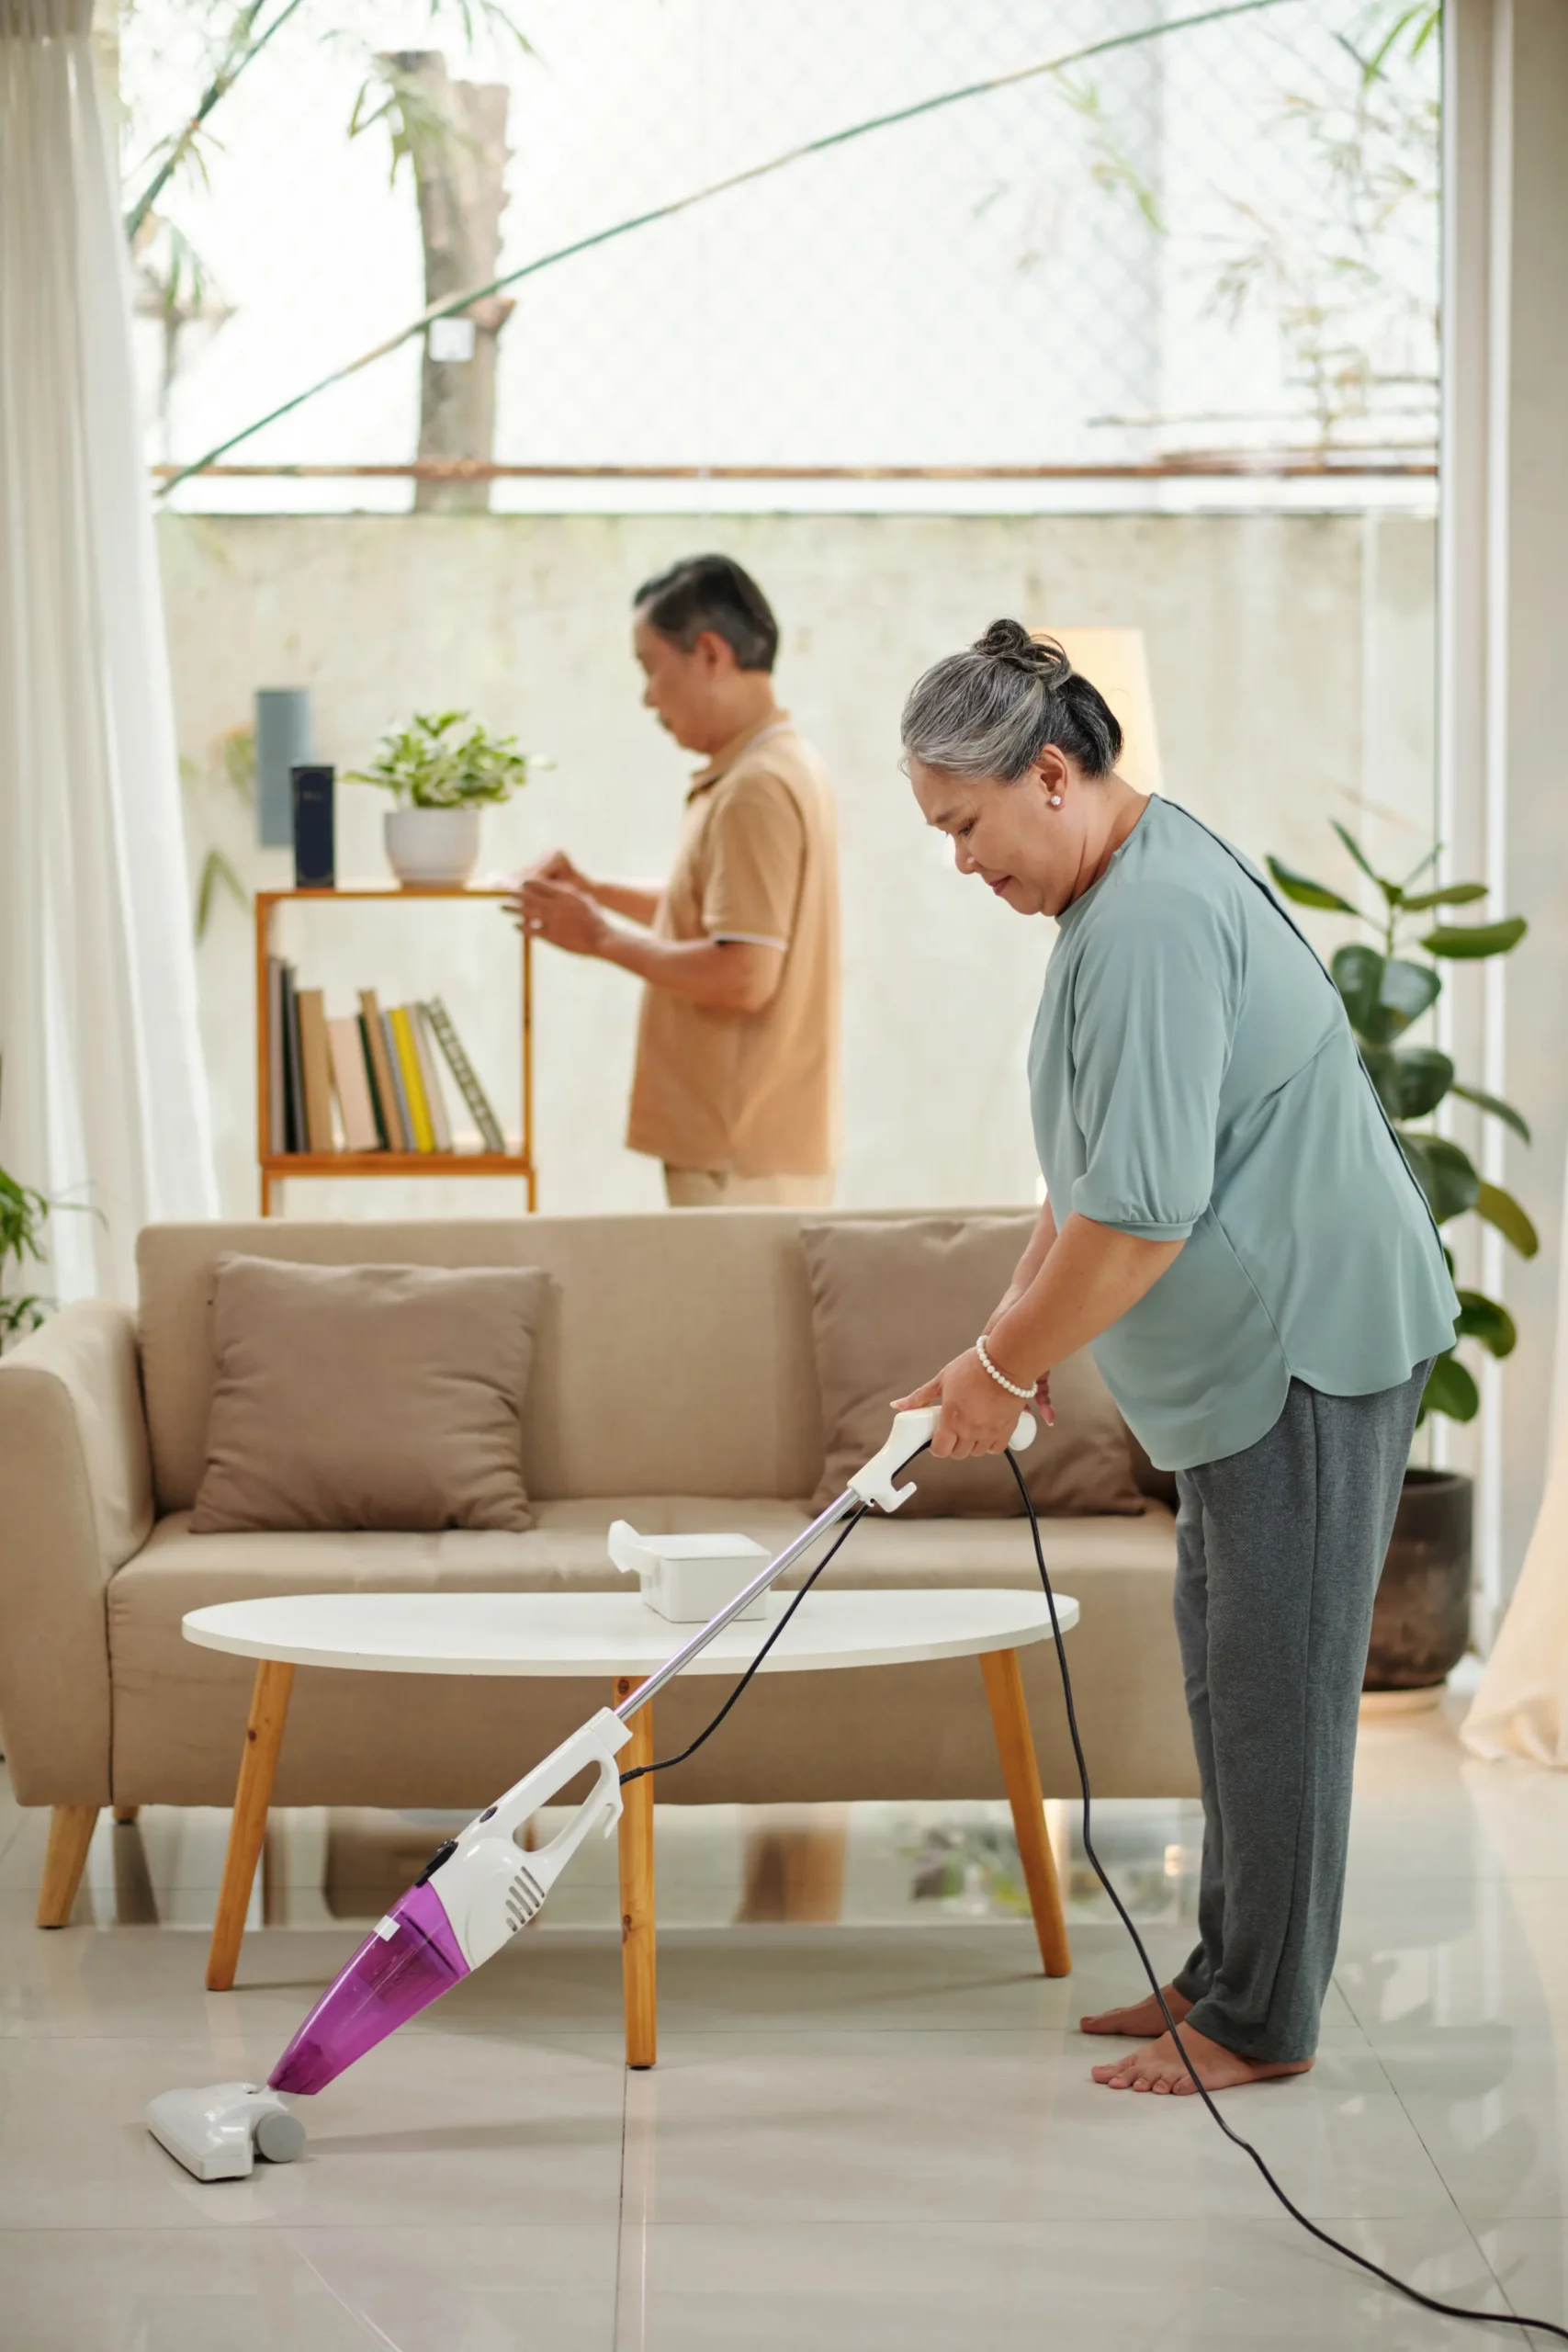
[894,619,1457,2097]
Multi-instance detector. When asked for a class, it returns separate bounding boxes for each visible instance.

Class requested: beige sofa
[0,1213,1194,1915]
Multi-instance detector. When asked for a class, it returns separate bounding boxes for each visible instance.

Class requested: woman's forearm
[985,1196,1058,1335]
[987,1212,1182,1380]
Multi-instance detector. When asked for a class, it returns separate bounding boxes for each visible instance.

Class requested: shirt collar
[687,708,791,799]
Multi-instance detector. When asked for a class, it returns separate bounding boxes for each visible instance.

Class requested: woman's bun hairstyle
[901,617,1123,783]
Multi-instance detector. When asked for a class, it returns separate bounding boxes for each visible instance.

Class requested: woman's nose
[953,839,977,876]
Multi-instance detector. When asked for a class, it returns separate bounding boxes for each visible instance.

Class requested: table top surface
[181,1588,1078,1678]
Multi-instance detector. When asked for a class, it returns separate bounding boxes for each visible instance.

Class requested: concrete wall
[159,508,1438,1234]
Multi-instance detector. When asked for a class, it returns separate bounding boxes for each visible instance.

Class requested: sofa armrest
[0,1302,152,1804]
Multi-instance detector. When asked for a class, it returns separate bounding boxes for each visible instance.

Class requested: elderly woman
[896,620,1457,2097]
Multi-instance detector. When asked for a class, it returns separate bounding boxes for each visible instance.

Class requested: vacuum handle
[848,1404,1036,1513]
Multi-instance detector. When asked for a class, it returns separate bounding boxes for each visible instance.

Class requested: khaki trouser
[663,1166,835,1208]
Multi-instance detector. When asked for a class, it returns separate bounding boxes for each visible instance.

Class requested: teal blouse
[1028,796,1458,1471]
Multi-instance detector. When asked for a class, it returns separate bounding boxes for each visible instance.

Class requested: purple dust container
[269,1880,469,2096]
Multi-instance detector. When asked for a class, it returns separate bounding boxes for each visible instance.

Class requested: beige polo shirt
[626,712,840,1178]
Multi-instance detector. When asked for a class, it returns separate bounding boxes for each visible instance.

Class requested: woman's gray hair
[900,618,1122,782]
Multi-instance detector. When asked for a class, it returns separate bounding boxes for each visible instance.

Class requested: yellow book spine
[389,1007,435,1152]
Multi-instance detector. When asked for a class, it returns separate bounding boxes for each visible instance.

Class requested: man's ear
[693,628,737,678]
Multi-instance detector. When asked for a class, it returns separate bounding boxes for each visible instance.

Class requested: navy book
[291,765,335,889]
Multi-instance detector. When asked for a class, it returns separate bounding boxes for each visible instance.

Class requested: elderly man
[513,552,840,1205]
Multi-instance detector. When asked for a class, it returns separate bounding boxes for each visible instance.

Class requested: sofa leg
[37,1804,99,1928]
[112,1806,140,1826]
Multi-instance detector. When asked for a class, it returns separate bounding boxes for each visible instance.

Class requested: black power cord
[621,1445,1565,2340]
[620,1506,869,1790]
[999,1447,1565,2344]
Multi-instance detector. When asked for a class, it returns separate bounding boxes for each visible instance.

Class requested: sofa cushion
[801,1216,1144,1520]
[189,1256,550,1535]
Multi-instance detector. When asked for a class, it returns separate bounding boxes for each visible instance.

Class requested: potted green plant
[349,710,533,888]
[0,1055,89,1355]
[1268,827,1534,1693]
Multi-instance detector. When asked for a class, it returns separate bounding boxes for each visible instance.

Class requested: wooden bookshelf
[255,884,535,1216]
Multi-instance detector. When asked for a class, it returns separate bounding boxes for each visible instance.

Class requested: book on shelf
[266,960,286,1157]
[378,1010,416,1151]
[295,988,337,1152]
[281,961,306,1154]
[267,976,509,1161]
[357,990,401,1150]
[425,996,506,1154]
[389,1005,436,1152]
[411,1007,454,1152]
[327,1017,382,1152]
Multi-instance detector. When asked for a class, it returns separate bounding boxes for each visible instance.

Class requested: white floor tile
[618,2217,1523,2352]
[0,2224,619,2352]
[614,2028,1454,2225]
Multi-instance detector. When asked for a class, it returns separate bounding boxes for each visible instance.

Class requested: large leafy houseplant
[348,711,532,808]
[1268,826,1536,1424]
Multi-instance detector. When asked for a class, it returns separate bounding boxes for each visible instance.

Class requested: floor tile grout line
[1371,2031,1540,2335]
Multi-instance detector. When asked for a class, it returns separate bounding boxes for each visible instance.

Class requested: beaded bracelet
[974,1334,1035,1401]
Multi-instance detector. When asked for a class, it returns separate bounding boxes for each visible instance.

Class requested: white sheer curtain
[0,0,217,1304]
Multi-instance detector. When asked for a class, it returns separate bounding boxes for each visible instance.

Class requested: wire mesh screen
[123,0,1439,496]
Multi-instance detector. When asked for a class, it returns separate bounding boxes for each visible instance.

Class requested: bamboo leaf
[1421,916,1529,959]
[1449,1082,1531,1145]
[1475,1180,1540,1259]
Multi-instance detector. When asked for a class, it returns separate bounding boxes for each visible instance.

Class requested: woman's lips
[987,875,1013,896]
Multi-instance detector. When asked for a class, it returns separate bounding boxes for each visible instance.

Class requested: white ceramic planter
[384,805,482,888]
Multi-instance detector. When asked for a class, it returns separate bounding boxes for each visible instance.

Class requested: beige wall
[159,507,1437,1230]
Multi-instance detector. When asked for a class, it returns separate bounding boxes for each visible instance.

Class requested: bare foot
[1079,1984,1192,2038]
[1091,2024,1314,2096]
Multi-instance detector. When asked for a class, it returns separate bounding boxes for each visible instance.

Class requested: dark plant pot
[1363,1468,1473,1690]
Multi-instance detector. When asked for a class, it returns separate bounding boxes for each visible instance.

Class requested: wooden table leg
[615,1676,656,2069]
[207,1659,295,1992]
[980,1647,1071,1978]
[37,1805,100,1928]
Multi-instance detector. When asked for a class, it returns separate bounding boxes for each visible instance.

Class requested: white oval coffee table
[184,1586,1079,2067]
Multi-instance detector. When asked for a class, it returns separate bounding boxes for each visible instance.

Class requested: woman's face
[909,749,1083,919]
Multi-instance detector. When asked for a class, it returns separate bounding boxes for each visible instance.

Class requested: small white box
[607,1522,774,1623]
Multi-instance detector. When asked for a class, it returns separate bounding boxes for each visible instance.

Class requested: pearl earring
[1049,794,1062,807]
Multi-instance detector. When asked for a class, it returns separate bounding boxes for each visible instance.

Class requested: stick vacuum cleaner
[145,1403,1021,2183]
[141,1407,1568,2349]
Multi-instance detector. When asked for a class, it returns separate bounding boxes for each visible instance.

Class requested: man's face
[633,614,729,753]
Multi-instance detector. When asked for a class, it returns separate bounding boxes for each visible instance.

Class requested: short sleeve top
[626,714,840,1178]
[1028,796,1458,1471]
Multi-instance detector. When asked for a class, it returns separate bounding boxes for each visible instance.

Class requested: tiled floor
[3,1681,1567,2347]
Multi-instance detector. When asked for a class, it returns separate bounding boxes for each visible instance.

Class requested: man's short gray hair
[901,619,1122,782]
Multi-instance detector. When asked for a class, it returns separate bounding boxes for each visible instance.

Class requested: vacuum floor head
[145,2083,306,2181]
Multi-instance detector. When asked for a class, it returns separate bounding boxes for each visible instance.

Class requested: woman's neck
[1066,776,1150,906]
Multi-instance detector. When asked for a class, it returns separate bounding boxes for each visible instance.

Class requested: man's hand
[525,847,592,892]
[891,1346,1033,1460]
[502,849,593,933]
[513,876,613,959]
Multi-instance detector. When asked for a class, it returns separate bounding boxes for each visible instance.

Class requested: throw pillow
[802,1216,1144,1520]
[189,1255,550,1534]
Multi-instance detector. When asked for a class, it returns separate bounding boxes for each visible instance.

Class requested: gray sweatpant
[1170,1363,1429,2064]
